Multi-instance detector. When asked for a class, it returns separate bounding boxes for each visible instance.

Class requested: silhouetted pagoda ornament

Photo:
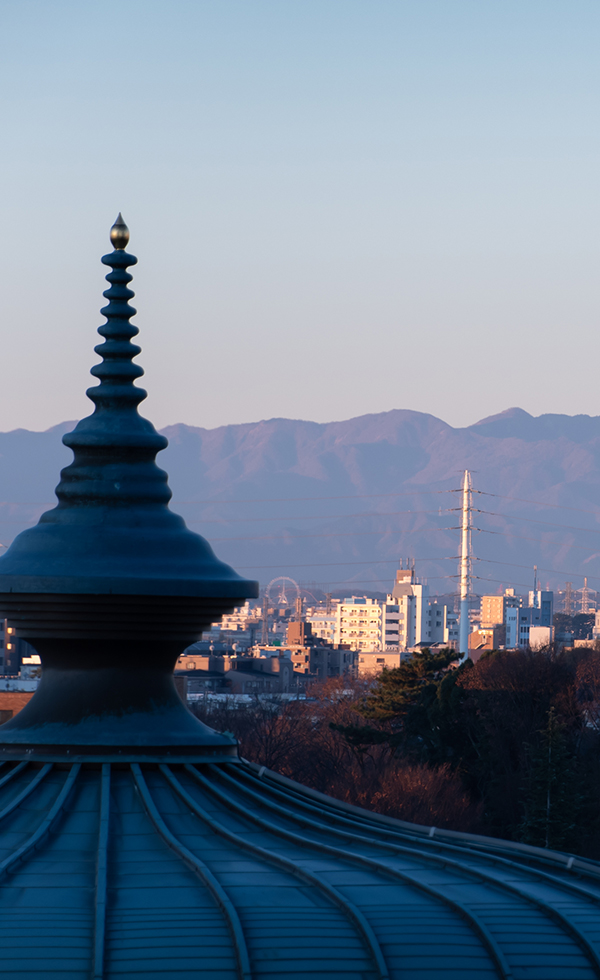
[0,222,600,980]
[0,214,257,763]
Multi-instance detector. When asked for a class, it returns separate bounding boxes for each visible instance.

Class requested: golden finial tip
[110,213,130,250]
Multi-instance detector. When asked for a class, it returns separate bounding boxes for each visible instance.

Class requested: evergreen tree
[359,647,456,722]
[333,647,459,756]
[518,707,582,852]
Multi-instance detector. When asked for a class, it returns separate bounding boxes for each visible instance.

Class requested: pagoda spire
[54,215,170,511]
[0,216,257,762]
[86,213,146,412]
[0,217,257,600]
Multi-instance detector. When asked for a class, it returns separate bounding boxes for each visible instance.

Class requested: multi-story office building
[480,589,521,648]
[516,590,554,647]
[527,589,554,627]
[478,588,553,649]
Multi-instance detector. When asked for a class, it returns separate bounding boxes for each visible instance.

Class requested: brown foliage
[191,647,600,855]
[575,649,600,733]
[191,677,482,832]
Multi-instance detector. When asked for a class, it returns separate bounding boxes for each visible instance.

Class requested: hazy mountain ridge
[1,409,600,594]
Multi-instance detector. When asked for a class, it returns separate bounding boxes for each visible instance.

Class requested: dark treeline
[191,646,600,858]
[554,612,595,639]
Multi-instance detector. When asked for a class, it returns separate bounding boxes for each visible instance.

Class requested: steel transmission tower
[564,582,573,616]
[458,469,472,661]
[580,576,594,614]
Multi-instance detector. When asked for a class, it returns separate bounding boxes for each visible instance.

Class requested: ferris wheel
[266,576,301,608]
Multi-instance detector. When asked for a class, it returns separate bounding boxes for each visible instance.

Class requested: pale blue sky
[0,1,598,431]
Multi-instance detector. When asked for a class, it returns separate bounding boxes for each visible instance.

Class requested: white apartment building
[381,567,430,650]
[216,602,254,632]
[306,612,337,643]
[331,568,456,653]
[334,597,383,651]
[429,602,460,648]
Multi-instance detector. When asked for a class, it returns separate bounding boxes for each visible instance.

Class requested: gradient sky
[0,0,598,432]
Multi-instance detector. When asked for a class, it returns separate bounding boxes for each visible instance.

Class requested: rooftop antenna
[261,593,269,645]
[458,469,472,662]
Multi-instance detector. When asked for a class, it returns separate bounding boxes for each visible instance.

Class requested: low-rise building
[529,625,555,649]
[357,651,401,675]
[0,691,35,724]
[468,628,499,660]
[518,602,554,648]
[306,611,337,643]
[217,602,255,632]
[288,645,357,680]
[177,652,298,695]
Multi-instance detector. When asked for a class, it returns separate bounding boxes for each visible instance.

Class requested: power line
[236,556,455,570]
[189,508,447,524]
[210,529,458,542]
[174,490,450,504]
[476,509,600,536]
[471,574,534,590]
[478,490,600,517]
[1,487,600,517]
[472,527,600,554]
[473,556,600,586]
[3,507,600,542]
[236,552,600,589]
[277,574,457,589]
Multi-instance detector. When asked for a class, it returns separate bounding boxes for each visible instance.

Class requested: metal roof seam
[167,764,390,980]
[226,765,600,978]
[0,761,29,791]
[233,761,600,911]
[0,762,53,823]
[243,762,600,880]
[130,763,252,980]
[92,763,110,980]
[194,765,515,980]
[372,831,600,909]
[0,762,80,878]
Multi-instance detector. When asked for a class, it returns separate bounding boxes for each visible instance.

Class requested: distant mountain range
[2,407,600,598]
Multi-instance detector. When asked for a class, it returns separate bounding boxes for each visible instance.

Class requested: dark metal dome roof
[0,219,599,979]
[2,758,600,979]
